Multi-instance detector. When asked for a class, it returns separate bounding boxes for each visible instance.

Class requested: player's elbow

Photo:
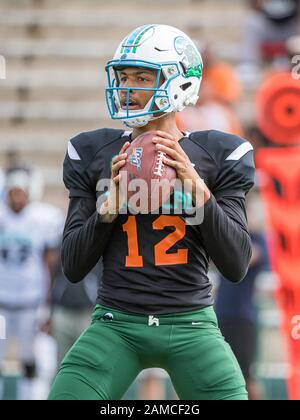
[221,262,249,283]
[62,263,84,284]
[61,244,85,284]
[227,265,249,283]
[225,242,252,283]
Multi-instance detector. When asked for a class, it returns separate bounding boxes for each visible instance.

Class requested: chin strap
[123,111,169,128]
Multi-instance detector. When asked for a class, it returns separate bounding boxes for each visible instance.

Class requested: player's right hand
[99,141,130,220]
[111,141,130,185]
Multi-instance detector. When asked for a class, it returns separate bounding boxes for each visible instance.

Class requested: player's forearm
[61,198,116,283]
[191,177,211,207]
[199,194,252,283]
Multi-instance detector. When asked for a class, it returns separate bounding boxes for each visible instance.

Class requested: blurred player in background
[51,260,100,366]
[49,24,255,400]
[0,169,62,399]
[242,0,300,66]
[0,150,44,204]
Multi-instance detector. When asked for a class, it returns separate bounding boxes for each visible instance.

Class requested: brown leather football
[120,131,177,213]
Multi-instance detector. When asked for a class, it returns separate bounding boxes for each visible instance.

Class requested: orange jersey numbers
[123,215,188,267]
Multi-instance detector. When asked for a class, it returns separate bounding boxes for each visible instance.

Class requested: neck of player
[131,112,184,142]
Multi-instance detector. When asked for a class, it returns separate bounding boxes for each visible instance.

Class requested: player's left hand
[152,131,198,183]
[152,131,211,205]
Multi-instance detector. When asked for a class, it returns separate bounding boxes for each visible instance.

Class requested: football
[120,131,177,213]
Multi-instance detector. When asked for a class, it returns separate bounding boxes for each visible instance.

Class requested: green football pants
[48,305,247,400]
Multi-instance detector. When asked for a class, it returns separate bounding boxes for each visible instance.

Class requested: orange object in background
[176,103,244,137]
[256,148,300,400]
[256,72,300,146]
[203,62,242,104]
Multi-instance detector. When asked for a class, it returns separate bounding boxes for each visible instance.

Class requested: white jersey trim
[225,142,253,161]
[67,141,81,160]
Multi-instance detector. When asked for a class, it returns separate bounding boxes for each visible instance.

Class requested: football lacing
[153,151,165,177]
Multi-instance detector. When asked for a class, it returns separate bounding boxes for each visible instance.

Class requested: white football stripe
[67,141,81,160]
[225,142,253,161]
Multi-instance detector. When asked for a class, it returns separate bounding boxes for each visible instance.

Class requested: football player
[49,25,255,400]
[0,170,62,399]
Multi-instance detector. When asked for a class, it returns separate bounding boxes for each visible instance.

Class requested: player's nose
[120,89,136,103]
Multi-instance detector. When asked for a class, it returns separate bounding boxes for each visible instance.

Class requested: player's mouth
[121,99,141,110]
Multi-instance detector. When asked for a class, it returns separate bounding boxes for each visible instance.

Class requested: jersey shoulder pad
[67,128,124,167]
[189,130,251,164]
[190,130,255,198]
[63,128,124,198]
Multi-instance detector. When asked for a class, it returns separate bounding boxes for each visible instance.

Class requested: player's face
[8,188,29,213]
[118,67,164,111]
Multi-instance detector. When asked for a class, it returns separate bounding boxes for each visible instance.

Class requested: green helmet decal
[174,36,203,79]
[121,25,155,54]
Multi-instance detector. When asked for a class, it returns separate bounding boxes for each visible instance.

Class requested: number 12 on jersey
[122,215,188,267]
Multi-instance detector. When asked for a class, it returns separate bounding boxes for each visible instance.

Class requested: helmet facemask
[106,62,179,127]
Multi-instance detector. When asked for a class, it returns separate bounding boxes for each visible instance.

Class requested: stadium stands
[0,0,255,203]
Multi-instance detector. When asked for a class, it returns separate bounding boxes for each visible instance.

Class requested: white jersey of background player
[0,170,64,400]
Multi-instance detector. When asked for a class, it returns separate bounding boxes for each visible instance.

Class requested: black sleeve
[61,197,115,283]
[212,136,255,200]
[61,134,116,283]
[199,136,255,283]
[199,194,252,283]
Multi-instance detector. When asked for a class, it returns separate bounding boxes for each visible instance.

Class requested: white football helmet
[105,24,203,128]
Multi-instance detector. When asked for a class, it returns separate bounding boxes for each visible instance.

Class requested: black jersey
[62,128,255,315]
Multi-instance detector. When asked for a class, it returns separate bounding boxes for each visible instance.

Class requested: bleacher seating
[0,0,253,204]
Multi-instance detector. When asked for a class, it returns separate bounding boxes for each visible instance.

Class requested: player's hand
[152,131,198,183]
[111,141,131,186]
[152,131,211,205]
[100,141,130,219]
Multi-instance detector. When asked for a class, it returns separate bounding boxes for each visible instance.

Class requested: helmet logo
[174,36,203,79]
